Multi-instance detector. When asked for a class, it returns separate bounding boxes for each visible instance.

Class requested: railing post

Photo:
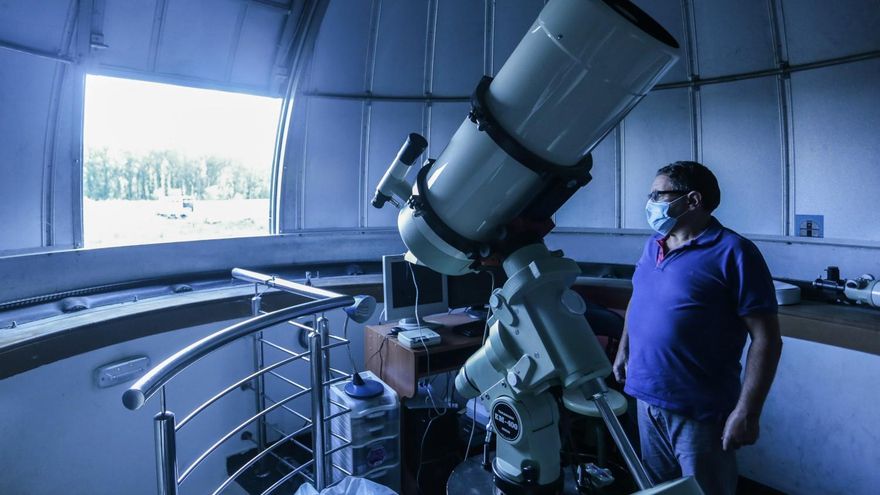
[317,316,331,384]
[317,317,333,483]
[250,290,270,477]
[154,409,179,495]
[309,327,328,490]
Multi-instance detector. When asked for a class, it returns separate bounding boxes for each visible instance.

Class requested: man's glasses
[647,190,688,202]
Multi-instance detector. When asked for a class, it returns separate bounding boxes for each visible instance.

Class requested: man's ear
[688,191,703,210]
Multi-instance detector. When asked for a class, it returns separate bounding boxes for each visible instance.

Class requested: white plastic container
[329,371,400,492]
[335,436,399,475]
[363,462,401,492]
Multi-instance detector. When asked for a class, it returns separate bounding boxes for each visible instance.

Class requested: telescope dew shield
[398,0,680,275]
[489,0,679,167]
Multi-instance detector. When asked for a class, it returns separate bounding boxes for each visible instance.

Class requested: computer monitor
[447,270,503,319]
[447,272,504,309]
[382,254,448,328]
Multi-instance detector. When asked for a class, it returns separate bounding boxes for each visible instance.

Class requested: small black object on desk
[452,319,487,338]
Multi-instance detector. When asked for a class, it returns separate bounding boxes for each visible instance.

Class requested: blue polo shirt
[624,217,777,421]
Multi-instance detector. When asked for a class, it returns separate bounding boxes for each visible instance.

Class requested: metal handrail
[232,268,342,300]
[261,338,303,358]
[211,424,313,495]
[178,387,314,484]
[266,423,314,455]
[261,461,315,495]
[122,295,353,410]
[324,441,353,457]
[268,370,309,391]
[265,394,312,424]
[265,450,315,484]
[327,366,349,377]
[125,270,369,495]
[175,347,311,431]
[323,375,350,387]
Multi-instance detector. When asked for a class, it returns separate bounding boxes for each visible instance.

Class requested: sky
[84,75,282,171]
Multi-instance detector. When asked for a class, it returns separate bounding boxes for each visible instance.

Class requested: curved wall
[1,0,879,295]
[0,319,256,495]
[279,0,880,280]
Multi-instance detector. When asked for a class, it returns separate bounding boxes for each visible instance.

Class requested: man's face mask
[645,194,689,236]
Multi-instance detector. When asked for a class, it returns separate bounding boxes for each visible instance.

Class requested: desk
[363,313,485,398]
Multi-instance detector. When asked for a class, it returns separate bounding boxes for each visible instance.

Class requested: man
[613,161,783,495]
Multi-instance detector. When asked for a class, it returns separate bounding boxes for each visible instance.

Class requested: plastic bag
[293,476,397,495]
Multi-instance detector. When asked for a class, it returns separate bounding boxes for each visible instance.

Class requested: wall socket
[795,214,824,238]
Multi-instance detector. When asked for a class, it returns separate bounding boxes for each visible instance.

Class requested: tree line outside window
[84,148,269,201]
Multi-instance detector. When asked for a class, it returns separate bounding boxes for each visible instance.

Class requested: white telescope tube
[398,0,680,275]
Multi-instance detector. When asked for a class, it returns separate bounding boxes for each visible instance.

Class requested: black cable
[367,334,390,378]
[342,316,358,373]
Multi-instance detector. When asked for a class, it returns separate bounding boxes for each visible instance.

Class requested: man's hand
[612,348,627,383]
[722,312,782,451]
[721,407,760,451]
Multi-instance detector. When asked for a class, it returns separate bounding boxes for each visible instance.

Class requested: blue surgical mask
[645,195,688,236]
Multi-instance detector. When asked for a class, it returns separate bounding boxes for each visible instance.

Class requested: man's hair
[656,161,721,212]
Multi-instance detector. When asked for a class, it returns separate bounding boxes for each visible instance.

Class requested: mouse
[389,326,404,336]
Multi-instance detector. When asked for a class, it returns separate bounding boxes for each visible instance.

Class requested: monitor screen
[390,261,444,307]
[447,270,502,310]
[382,254,448,322]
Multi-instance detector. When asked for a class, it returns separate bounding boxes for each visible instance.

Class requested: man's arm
[722,312,783,450]
[612,305,631,383]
